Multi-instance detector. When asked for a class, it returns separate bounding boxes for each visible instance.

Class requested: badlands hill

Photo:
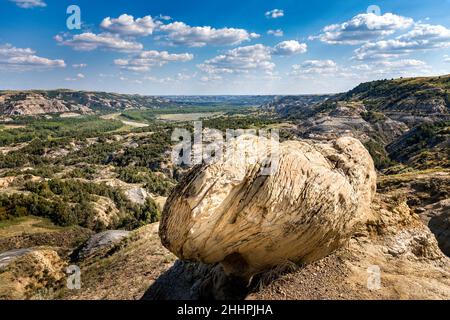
[0,91,277,117]
[269,75,450,120]
[152,134,449,300]
[0,75,449,300]
[266,75,450,171]
[0,90,171,116]
[1,136,447,300]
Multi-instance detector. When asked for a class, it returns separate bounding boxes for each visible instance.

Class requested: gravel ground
[247,254,361,300]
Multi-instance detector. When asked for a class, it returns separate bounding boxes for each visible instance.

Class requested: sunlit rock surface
[159,135,376,276]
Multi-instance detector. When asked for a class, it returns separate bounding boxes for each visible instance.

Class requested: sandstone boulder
[160,135,376,277]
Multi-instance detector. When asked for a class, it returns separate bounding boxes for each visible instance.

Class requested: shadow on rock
[429,212,450,257]
[141,260,249,300]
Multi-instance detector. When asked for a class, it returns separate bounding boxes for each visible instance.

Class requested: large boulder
[159,135,376,277]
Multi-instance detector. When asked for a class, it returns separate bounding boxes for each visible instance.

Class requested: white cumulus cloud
[72,63,87,68]
[273,40,307,55]
[290,60,338,76]
[0,44,65,71]
[55,33,143,52]
[198,40,307,76]
[352,22,450,60]
[311,13,413,45]
[267,29,284,37]
[373,59,426,69]
[198,44,274,74]
[100,14,159,37]
[265,9,284,19]
[397,23,450,47]
[114,50,193,72]
[65,73,85,81]
[353,39,417,60]
[159,21,259,47]
[353,59,430,77]
[9,0,46,9]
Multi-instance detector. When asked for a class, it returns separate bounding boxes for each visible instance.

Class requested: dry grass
[59,223,176,300]
[0,216,63,238]
[157,112,223,122]
[251,260,301,292]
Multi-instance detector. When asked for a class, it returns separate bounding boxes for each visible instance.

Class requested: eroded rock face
[75,230,130,260]
[160,135,376,277]
[0,249,32,269]
[0,249,66,299]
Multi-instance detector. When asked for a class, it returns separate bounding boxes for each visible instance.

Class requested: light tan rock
[160,135,376,276]
[92,196,121,228]
[0,249,66,299]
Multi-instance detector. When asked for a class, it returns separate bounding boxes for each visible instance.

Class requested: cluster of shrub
[202,116,278,131]
[115,166,175,196]
[0,112,285,232]
[0,178,160,231]
[0,116,123,147]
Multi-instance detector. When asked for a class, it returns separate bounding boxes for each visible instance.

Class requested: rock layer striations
[159,135,376,276]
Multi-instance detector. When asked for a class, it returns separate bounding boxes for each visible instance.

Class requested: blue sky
[1,0,450,94]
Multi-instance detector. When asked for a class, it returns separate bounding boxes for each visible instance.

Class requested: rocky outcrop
[91,197,121,228]
[0,249,66,299]
[0,93,90,116]
[75,230,130,260]
[295,101,410,145]
[0,90,172,116]
[143,260,248,300]
[426,199,450,256]
[262,95,333,117]
[377,170,450,257]
[248,195,450,300]
[148,191,450,300]
[125,187,150,205]
[160,135,376,277]
[267,76,450,168]
[0,249,32,269]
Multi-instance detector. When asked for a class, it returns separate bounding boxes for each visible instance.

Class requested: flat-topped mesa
[159,135,376,277]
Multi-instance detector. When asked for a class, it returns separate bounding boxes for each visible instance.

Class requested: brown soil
[60,223,176,300]
[247,254,360,300]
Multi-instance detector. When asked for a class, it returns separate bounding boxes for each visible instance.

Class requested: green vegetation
[342,75,450,112]
[63,166,98,180]
[0,125,173,172]
[115,167,175,196]
[387,121,450,169]
[110,131,172,169]
[0,109,281,233]
[0,107,228,233]
[0,215,61,232]
[364,139,395,170]
[361,110,387,123]
[0,138,58,168]
[202,115,278,131]
[120,105,251,123]
[120,110,157,122]
[0,178,160,231]
[0,116,122,147]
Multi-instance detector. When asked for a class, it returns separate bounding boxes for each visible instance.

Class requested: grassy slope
[342,75,450,112]
[59,223,176,300]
